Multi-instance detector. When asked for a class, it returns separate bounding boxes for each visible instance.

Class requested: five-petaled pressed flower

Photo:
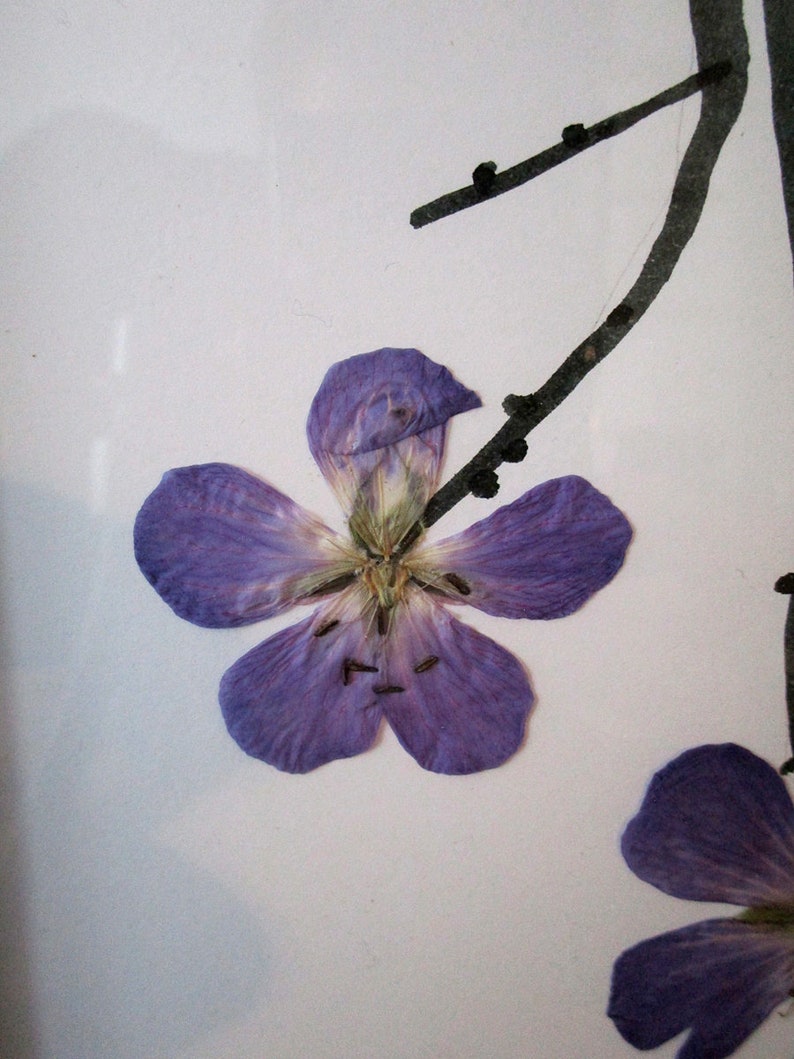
[134,347,631,774]
[608,742,794,1059]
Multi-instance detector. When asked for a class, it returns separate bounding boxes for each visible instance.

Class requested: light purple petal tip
[219,599,383,773]
[417,475,632,619]
[380,590,534,774]
[134,463,344,629]
[608,918,794,1059]
[622,743,794,906]
[306,348,481,461]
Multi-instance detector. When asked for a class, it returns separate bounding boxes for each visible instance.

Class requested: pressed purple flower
[134,347,632,774]
[608,743,794,1059]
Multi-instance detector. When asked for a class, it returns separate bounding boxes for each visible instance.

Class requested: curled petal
[307,348,481,459]
[306,349,481,552]
[134,463,352,628]
[622,743,794,906]
[608,918,794,1058]
[379,589,534,774]
[415,476,632,619]
[219,593,383,773]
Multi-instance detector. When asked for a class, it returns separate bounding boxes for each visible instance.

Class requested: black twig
[410,62,731,229]
[762,0,794,279]
[394,0,749,557]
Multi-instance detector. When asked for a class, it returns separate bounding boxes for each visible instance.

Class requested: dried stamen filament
[342,658,379,686]
[314,619,340,637]
[413,656,439,673]
[443,572,471,595]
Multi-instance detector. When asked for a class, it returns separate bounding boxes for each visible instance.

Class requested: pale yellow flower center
[361,557,410,610]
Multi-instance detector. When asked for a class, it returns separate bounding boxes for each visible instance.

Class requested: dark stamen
[414,656,439,673]
[342,658,379,686]
[373,684,405,694]
[314,619,340,637]
[377,606,388,636]
[444,572,471,596]
[306,573,356,597]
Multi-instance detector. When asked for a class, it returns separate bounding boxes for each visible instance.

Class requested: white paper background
[2,2,792,1057]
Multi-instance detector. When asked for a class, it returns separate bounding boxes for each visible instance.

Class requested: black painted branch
[395,0,748,557]
[762,0,794,280]
[410,62,730,230]
[776,574,794,774]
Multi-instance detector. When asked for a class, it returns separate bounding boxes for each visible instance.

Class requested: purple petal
[306,350,481,552]
[415,476,632,619]
[134,463,351,628]
[307,348,481,460]
[219,594,383,773]
[608,918,794,1058]
[379,589,534,774]
[622,744,794,906]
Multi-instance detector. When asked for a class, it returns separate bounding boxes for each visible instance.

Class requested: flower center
[361,556,409,610]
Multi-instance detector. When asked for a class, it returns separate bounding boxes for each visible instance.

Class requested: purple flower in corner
[134,348,631,774]
[608,743,794,1059]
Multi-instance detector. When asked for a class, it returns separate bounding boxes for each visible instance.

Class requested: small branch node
[502,393,536,416]
[500,438,529,463]
[468,469,500,498]
[561,123,589,148]
[605,303,635,328]
[472,161,498,195]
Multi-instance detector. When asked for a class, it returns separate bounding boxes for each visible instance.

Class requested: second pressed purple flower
[134,348,632,774]
[609,743,794,1058]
